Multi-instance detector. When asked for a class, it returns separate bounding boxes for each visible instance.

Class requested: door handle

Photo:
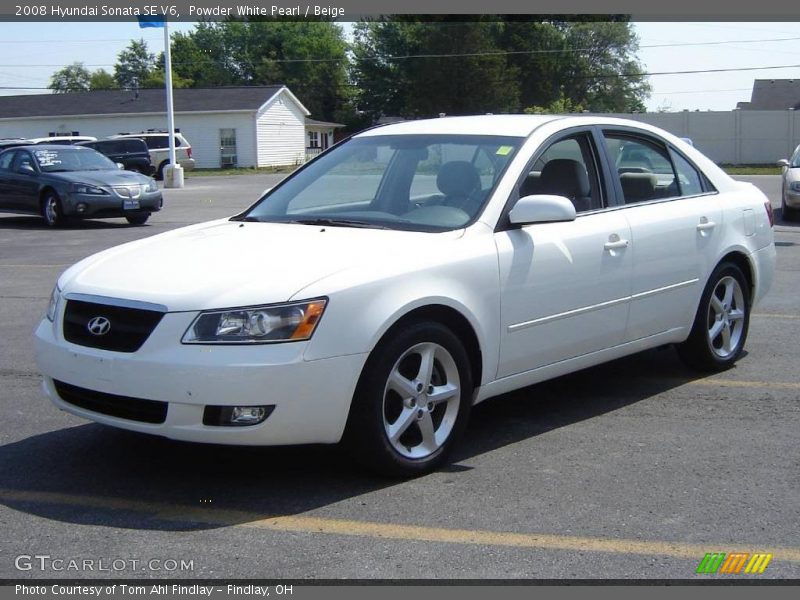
[696,218,716,231]
[604,238,629,251]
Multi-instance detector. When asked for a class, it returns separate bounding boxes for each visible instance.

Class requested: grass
[720,165,782,176]
[188,165,299,177]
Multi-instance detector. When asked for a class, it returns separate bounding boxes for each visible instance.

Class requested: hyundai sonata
[35,116,775,476]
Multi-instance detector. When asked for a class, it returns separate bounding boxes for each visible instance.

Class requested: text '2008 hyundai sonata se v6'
[35,115,775,476]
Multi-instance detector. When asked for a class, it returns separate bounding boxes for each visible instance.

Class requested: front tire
[344,320,473,477]
[782,192,798,222]
[125,213,150,225]
[677,262,751,372]
[41,191,65,227]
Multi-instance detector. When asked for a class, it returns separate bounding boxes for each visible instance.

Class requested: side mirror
[509,194,577,226]
[17,164,36,175]
[117,162,126,170]
[777,159,790,169]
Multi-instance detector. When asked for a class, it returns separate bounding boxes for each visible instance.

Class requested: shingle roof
[0,86,286,118]
[737,79,800,110]
[305,117,345,128]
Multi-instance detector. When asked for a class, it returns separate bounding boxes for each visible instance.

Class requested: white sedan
[35,115,775,476]
[778,143,800,221]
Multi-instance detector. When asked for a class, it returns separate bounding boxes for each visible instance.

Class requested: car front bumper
[34,311,366,445]
[62,190,163,218]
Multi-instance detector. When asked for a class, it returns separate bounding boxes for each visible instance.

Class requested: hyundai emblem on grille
[86,316,111,336]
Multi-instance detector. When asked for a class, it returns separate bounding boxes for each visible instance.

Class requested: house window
[220,128,237,168]
[308,131,319,148]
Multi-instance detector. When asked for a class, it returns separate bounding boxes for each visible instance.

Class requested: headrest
[539,159,591,200]
[437,161,480,197]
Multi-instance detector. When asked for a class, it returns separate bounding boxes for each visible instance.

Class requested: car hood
[49,169,151,186]
[58,220,462,311]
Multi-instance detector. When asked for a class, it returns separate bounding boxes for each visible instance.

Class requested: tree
[114,39,156,90]
[352,18,650,118]
[89,69,117,91]
[48,63,91,93]
[169,20,349,121]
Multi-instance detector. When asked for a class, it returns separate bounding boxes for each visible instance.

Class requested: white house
[0,86,343,169]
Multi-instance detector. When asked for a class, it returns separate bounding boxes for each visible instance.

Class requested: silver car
[778,144,800,222]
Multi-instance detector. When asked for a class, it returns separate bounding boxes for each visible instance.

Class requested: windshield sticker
[34,150,62,167]
[496,146,513,156]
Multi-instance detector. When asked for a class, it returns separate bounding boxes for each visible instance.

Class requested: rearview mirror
[509,194,577,225]
[777,159,790,169]
[117,162,125,170]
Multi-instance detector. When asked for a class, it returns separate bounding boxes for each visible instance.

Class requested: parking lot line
[752,313,800,320]
[687,379,800,391]
[2,488,799,563]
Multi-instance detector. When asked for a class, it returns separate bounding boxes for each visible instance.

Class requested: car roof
[15,144,94,150]
[356,115,565,138]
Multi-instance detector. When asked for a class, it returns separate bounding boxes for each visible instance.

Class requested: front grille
[54,380,168,424]
[63,299,164,352]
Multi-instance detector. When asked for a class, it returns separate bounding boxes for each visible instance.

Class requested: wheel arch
[716,249,755,302]
[380,304,483,392]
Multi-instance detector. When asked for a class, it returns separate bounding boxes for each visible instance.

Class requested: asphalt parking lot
[0,173,797,580]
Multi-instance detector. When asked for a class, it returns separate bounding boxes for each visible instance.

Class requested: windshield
[791,145,800,168]
[241,134,523,232]
[33,147,117,173]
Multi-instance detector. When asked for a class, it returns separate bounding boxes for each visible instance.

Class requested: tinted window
[12,151,35,171]
[670,151,704,196]
[0,151,14,171]
[140,136,182,149]
[521,134,603,213]
[604,134,679,204]
[121,139,147,153]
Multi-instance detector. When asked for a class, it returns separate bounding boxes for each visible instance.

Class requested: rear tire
[343,320,473,478]
[156,161,167,180]
[125,213,150,225]
[41,191,65,227]
[677,262,751,372]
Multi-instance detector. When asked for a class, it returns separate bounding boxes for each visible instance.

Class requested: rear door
[0,151,18,210]
[601,130,724,341]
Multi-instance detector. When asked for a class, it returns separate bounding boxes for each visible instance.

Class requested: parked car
[27,136,97,145]
[110,131,195,179]
[778,144,800,222]
[78,138,155,176]
[0,145,161,226]
[34,116,775,476]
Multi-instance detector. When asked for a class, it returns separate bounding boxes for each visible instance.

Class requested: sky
[0,21,798,112]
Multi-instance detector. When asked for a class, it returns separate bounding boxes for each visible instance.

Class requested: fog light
[202,404,274,427]
[76,203,88,213]
[232,406,266,424]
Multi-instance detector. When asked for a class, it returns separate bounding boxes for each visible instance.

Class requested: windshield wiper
[287,217,390,229]
[230,215,263,222]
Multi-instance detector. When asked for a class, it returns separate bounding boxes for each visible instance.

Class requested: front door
[495,132,633,378]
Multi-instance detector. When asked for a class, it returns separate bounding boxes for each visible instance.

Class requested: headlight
[70,183,107,195]
[146,179,158,193]
[46,285,61,322]
[182,299,327,344]
[790,182,800,193]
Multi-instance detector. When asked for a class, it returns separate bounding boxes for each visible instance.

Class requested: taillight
[186,147,192,159]
[764,201,774,227]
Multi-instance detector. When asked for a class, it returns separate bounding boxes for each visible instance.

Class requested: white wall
[594,110,800,164]
[0,112,258,169]
[256,93,306,167]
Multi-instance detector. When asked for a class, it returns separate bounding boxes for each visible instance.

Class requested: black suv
[78,138,154,176]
